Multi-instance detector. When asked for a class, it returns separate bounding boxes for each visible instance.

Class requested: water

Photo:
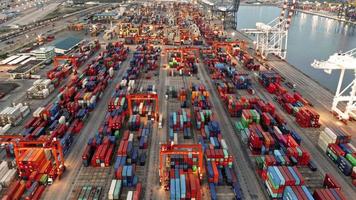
[236,5,356,93]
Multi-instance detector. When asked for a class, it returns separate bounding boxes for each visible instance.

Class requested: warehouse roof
[54,37,82,51]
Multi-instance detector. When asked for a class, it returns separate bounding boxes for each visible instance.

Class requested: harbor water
[236,5,356,93]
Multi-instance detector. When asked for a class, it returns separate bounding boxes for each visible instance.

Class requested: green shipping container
[326,148,338,162]
[114,130,120,140]
[346,154,356,166]
[113,180,122,200]
[39,174,48,185]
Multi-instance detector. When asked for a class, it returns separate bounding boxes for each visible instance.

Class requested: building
[0,54,43,79]
[54,37,83,54]
[31,46,55,61]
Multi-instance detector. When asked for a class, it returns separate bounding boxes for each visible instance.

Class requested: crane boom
[311,48,356,121]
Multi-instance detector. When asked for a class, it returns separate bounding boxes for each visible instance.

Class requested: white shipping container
[90,96,97,104]
[126,191,133,200]
[319,131,335,144]
[33,107,44,117]
[348,143,356,153]
[33,79,43,86]
[0,161,9,178]
[174,133,178,144]
[42,79,52,87]
[273,126,282,135]
[221,139,228,150]
[108,180,117,200]
[128,133,134,142]
[59,116,66,124]
[109,67,114,77]
[324,127,337,141]
[1,168,16,187]
[318,137,329,152]
[0,124,11,135]
[323,131,334,144]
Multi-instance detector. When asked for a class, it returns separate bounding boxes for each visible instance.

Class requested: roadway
[0,4,110,54]
[1,0,65,27]
[42,46,134,200]
[144,46,171,200]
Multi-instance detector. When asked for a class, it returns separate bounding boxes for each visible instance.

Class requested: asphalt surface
[0,4,109,54]
[42,47,134,200]
[144,46,171,200]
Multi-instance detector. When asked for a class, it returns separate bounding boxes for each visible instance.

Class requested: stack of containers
[282,185,314,200]
[0,103,30,126]
[194,109,212,130]
[318,127,356,177]
[132,101,154,117]
[0,161,16,187]
[17,148,52,179]
[190,83,242,199]
[232,73,251,89]
[248,124,275,155]
[312,174,347,200]
[169,168,201,200]
[128,115,141,131]
[87,136,115,167]
[259,71,281,88]
[138,122,151,149]
[27,79,55,99]
[296,107,320,128]
[108,179,122,200]
[265,166,305,198]
[168,109,192,140]
[191,84,211,109]
[0,124,11,135]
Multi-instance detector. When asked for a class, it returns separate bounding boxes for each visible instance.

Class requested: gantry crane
[242,0,297,60]
[53,55,79,69]
[311,48,356,122]
[159,143,204,188]
[127,93,159,120]
[0,135,65,179]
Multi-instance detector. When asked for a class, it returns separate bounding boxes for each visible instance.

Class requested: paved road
[197,55,268,200]
[5,2,62,27]
[41,47,133,200]
[0,4,109,54]
[144,46,169,200]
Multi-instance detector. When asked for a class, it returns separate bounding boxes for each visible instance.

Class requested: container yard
[0,1,355,200]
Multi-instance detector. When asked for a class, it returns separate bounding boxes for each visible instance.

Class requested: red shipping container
[12,181,26,200]
[133,183,142,200]
[323,173,341,189]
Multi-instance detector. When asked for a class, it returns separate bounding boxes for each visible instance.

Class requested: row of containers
[164,82,243,199]
[46,40,101,87]
[192,84,243,200]
[199,43,350,199]
[167,49,198,75]
[318,127,356,184]
[258,71,321,128]
[80,44,159,200]
[1,42,128,200]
